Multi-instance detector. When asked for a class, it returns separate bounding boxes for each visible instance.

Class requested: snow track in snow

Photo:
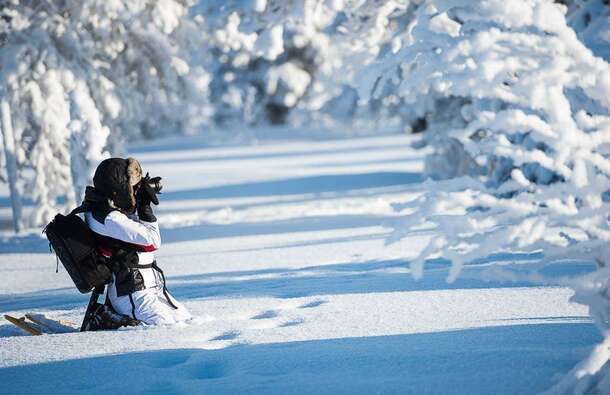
[0,134,600,394]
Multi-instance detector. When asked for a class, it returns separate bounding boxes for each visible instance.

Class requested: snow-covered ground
[0,133,601,394]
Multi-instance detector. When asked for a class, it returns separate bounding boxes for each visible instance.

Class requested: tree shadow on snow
[155,183,416,216]
[1,254,595,316]
[139,144,414,165]
[161,172,421,201]
[0,323,601,395]
[166,258,545,302]
[0,232,50,254]
[0,258,540,316]
[0,172,419,251]
[130,134,411,159]
[0,287,88,315]
[160,214,395,244]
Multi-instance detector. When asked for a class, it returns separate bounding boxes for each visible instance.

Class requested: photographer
[79,157,191,327]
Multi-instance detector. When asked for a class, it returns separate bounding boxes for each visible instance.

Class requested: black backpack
[44,208,112,294]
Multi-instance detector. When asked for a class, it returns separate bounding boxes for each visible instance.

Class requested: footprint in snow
[210,330,240,341]
[251,310,279,320]
[300,299,327,309]
[279,318,305,328]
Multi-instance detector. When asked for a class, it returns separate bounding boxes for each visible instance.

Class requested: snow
[0,133,600,393]
[266,62,312,107]
[254,24,284,61]
[4,1,610,389]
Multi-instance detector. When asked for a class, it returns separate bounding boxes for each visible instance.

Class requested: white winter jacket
[85,210,162,289]
[84,210,191,324]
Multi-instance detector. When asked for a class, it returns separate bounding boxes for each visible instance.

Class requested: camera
[147,178,162,194]
[143,174,163,194]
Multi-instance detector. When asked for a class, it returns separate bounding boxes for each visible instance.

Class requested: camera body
[146,177,162,194]
[134,174,162,207]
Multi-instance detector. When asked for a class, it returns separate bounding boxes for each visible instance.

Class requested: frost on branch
[0,0,210,225]
[192,0,417,128]
[377,1,610,391]
[378,0,610,279]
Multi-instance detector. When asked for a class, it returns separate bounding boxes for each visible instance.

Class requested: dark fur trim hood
[92,157,143,213]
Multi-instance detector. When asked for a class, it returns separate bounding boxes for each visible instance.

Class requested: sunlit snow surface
[0,133,600,394]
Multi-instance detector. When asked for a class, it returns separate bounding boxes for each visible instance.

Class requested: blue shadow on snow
[0,323,601,395]
[163,259,551,301]
[161,172,421,201]
[161,214,393,244]
[0,258,541,315]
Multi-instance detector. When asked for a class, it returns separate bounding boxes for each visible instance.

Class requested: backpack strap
[151,261,179,310]
[70,203,117,224]
[121,259,178,310]
[69,205,89,216]
[128,293,138,320]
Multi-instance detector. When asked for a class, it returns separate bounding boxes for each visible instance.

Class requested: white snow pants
[108,279,192,325]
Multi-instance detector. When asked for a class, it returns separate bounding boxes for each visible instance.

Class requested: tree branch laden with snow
[0,0,210,225]
[191,0,418,128]
[371,0,610,392]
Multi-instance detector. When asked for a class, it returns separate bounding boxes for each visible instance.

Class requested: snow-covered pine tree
[191,0,418,129]
[365,0,610,276]
[0,0,210,225]
[191,0,339,127]
[359,0,610,392]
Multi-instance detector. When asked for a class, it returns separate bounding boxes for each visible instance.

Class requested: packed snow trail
[0,133,600,394]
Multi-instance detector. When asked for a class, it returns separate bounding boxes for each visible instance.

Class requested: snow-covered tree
[191,0,418,128]
[365,0,610,392]
[0,0,210,225]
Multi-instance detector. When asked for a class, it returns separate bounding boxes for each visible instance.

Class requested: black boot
[82,303,140,331]
[81,286,140,331]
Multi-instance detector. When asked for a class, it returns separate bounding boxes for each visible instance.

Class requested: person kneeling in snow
[80,157,191,328]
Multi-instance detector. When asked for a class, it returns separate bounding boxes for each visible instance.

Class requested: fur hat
[93,157,143,212]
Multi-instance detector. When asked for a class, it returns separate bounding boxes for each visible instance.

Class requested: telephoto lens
[146,177,163,193]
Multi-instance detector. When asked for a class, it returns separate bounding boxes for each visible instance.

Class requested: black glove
[137,204,156,222]
[136,173,161,222]
[136,173,161,206]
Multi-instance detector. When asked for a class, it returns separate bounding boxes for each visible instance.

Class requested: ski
[4,314,43,336]
[4,314,79,335]
[25,313,78,334]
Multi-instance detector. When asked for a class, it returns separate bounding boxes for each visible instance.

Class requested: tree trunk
[1,98,22,233]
